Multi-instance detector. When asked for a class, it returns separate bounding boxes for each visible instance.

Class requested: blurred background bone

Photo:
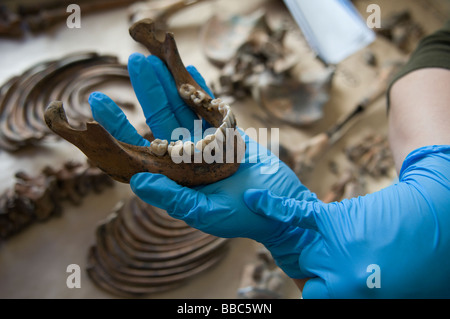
[0,52,133,152]
[201,8,335,127]
[0,160,113,240]
[87,197,229,298]
[0,0,142,37]
[128,0,213,34]
[237,247,291,299]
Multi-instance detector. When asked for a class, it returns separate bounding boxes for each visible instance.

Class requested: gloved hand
[244,145,450,298]
[89,53,319,279]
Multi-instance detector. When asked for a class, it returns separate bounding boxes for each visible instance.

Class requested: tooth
[220,122,227,134]
[150,139,168,156]
[223,109,236,128]
[215,123,227,143]
[207,98,223,111]
[214,129,224,143]
[218,103,230,116]
[179,84,196,99]
[191,91,206,105]
[183,141,195,156]
[210,98,222,110]
[195,134,216,151]
[195,140,203,151]
[205,134,215,144]
[222,112,231,127]
[172,144,183,156]
[167,141,175,154]
[228,111,236,127]
[168,140,183,157]
[203,139,220,155]
[223,113,229,127]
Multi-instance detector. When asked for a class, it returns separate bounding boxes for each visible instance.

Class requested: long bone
[45,19,244,186]
[128,0,212,32]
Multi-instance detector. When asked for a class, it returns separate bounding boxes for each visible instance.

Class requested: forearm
[389,68,450,172]
[388,21,450,172]
[291,21,450,295]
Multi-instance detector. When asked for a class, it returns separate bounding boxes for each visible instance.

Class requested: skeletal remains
[237,247,290,299]
[201,9,334,127]
[87,196,228,297]
[345,134,394,178]
[0,0,142,38]
[1,0,210,38]
[128,0,211,32]
[0,52,131,152]
[45,19,245,187]
[0,161,113,239]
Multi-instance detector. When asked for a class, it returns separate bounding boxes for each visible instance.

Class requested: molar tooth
[207,98,223,111]
[191,90,206,105]
[179,84,196,99]
[210,98,222,109]
[150,139,168,156]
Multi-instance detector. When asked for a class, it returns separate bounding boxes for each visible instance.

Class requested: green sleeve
[387,20,450,108]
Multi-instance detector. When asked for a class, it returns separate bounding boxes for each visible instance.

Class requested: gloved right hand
[89,53,320,280]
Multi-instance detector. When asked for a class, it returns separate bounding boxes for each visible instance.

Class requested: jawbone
[44,19,244,187]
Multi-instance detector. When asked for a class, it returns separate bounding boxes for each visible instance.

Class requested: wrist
[261,225,318,279]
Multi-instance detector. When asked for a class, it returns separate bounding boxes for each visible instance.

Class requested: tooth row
[150,133,231,157]
[180,85,236,127]
[175,85,238,155]
[192,96,236,151]
[211,98,235,127]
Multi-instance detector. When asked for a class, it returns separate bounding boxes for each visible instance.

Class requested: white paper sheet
[284,0,376,64]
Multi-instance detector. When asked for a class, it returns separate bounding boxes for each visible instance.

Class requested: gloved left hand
[244,145,450,298]
[89,53,319,279]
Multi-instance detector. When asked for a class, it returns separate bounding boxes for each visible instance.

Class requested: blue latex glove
[245,145,450,298]
[89,53,319,279]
